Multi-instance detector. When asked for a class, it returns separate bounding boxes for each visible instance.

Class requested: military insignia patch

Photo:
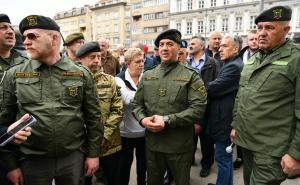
[15,72,40,78]
[145,77,158,81]
[273,9,282,19]
[175,33,181,43]
[27,16,38,26]
[68,86,78,97]
[62,71,84,77]
[159,88,167,97]
[197,86,207,98]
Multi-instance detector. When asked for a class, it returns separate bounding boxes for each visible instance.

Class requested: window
[126,23,130,31]
[143,40,154,46]
[114,24,119,32]
[176,0,182,12]
[198,0,204,8]
[79,18,85,24]
[222,18,228,32]
[132,3,142,9]
[186,21,192,35]
[144,27,156,33]
[113,37,119,44]
[158,0,168,5]
[144,13,155,20]
[157,26,168,32]
[176,22,181,32]
[223,0,229,5]
[235,17,242,31]
[210,0,216,7]
[297,15,300,28]
[187,0,193,10]
[198,21,204,33]
[250,15,257,29]
[209,19,215,32]
[156,12,167,19]
[144,0,156,7]
[237,0,243,3]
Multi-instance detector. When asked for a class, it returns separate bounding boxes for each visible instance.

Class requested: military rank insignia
[273,9,282,19]
[159,88,167,97]
[197,86,207,98]
[26,15,38,26]
[68,86,78,97]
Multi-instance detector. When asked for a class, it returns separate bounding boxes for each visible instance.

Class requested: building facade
[169,0,300,41]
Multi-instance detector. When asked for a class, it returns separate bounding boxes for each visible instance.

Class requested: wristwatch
[163,115,170,126]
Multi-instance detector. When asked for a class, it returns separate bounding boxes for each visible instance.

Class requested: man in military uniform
[76,41,123,185]
[64,32,85,62]
[0,13,28,185]
[132,29,207,185]
[231,6,300,184]
[0,15,103,185]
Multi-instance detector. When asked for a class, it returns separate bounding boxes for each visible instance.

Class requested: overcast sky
[3,0,98,25]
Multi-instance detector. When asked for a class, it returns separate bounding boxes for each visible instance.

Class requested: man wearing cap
[64,32,85,62]
[132,29,207,185]
[188,35,219,178]
[231,6,300,184]
[76,41,123,185]
[0,15,103,185]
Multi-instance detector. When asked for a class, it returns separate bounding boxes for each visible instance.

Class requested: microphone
[226,143,235,153]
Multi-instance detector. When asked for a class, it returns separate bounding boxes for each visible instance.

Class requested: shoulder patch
[16,72,40,78]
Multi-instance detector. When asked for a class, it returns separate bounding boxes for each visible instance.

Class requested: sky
[2,0,98,25]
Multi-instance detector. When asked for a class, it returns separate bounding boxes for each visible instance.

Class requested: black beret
[76,41,101,58]
[154,29,181,47]
[255,6,292,24]
[180,40,188,48]
[19,15,60,34]
[0,14,10,23]
[64,33,85,46]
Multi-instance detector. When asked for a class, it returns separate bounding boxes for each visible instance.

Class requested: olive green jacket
[0,49,27,109]
[132,62,207,153]
[232,39,300,160]
[94,71,123,157]
[0,56,103,158]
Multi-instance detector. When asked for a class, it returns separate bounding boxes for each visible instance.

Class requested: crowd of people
[0,4,300,185]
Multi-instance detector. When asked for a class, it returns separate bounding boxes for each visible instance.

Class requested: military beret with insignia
[0,14,10,24]
[180,40,188,48]
[19,15,60,34]
[76,41,101,58]
[255,6,292,24]
[64,33,85,46]
[154,29,182,47]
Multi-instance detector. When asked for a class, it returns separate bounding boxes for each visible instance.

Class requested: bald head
[208,31,222,52]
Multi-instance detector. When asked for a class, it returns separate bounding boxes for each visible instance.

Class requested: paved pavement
[128,144,300,185]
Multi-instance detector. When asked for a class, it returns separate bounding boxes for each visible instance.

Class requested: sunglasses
[22,33,40,41]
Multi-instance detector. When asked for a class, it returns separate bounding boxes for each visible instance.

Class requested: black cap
[76,42,101,58]
[0,14,10,23]
[180,40,188,48]
[64,33,85,46]
[19,15,60,34]
[255,6,292,24]
[154,29,181,47]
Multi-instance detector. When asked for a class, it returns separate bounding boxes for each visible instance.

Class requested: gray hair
[124,48,144,62]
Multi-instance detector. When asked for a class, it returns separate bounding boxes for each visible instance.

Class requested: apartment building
[131,0,170,50]
[169,0,300,41]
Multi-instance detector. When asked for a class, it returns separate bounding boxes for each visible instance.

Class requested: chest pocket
[99,90,113,119]
[16,78,42,103]
[254,65,290,94]
[61,79,83,102]
[168,81,187,104]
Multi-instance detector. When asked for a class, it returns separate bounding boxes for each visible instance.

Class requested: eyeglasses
[0,25,14,31]
[22,33,40,41]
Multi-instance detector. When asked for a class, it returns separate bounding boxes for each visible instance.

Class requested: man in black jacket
[206,35,243,185]
[187,36,219,177]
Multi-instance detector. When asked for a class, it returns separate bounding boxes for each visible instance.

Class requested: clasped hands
[141,115,165,133]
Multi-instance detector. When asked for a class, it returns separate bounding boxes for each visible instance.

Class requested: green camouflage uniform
[132,61,207,185]
[94,71,123,157]
[232,39,300,184]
